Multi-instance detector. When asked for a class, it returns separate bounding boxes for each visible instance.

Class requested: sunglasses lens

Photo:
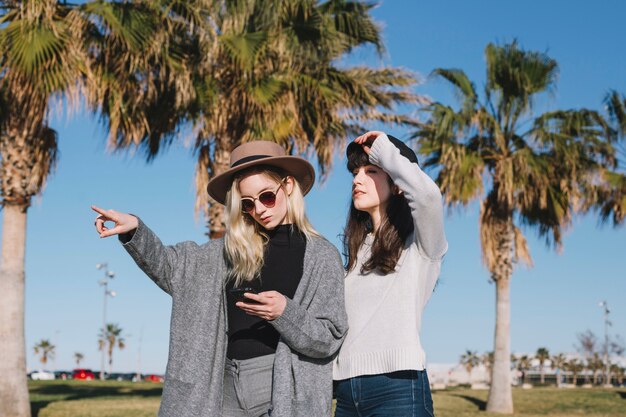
[258,191,277,207]
[241,199,255,213]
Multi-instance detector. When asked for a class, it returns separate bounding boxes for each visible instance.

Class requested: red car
[72,368,95,380]
[143,374,164,383]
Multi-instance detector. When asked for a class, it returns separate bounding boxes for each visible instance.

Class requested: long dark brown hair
[343,145,414,274]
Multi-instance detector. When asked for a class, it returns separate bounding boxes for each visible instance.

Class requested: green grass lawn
[29,380,161,417]
[29,381,626,417]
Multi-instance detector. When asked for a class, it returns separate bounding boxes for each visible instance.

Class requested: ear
[284,176,295,196]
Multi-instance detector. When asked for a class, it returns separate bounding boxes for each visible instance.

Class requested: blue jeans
[334,370,435,417]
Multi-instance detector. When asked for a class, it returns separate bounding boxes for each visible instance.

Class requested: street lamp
[97,263,116,380]
[598,301,612,387]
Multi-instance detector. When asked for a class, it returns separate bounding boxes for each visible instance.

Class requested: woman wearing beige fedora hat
[92,140,348,417]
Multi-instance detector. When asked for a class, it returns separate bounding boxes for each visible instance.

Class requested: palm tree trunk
[207,142,232,240]
[487,277,514,413]
[0,204,31,417]
[109,348,113,375]
[485,212,514,414]
[540,366,545,384]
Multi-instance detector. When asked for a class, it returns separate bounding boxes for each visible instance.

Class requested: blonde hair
[223,167,318,286]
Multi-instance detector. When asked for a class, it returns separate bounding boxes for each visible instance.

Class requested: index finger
[355,131,384,144]
[243,292,266,304]
[91,205,108,216]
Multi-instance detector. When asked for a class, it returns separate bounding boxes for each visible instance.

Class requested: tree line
[461,330,626,387]
[31,323,125,375]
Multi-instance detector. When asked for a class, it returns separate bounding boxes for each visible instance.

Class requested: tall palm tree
[74,352,84,367]
[415,41,615,413]
[100,0,423,239]
[459,350,480,384]
[192,0,423,238]
[535,347,550,384]
[98,323,126,375]
[33,339,55,366]
[0,2,174,414]
[0,1,87,414]
[550,353,566,387]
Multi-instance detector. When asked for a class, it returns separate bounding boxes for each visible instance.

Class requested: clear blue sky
[14,0,626,373]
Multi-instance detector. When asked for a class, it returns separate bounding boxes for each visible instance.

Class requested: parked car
[143,374,164,383]
[72,368,95,381]
[106,372,137,382]
[54,370,72,380]
[30,370,55,380]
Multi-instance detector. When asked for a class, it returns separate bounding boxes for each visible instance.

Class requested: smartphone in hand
[228,287,258,303]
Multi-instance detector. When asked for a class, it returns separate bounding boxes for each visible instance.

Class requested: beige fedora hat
[207,141,315,205]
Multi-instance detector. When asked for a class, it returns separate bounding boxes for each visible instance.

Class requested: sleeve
[268,245,349,359]
[368,133,448,260]
[119,218,197,296]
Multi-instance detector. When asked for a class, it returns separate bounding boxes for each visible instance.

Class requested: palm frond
[81,0,158,52]
[431,68,477,113]
[605,90,626,137]
[221,31,268,69]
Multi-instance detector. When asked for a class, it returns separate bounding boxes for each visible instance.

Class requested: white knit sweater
[333,133,448,380]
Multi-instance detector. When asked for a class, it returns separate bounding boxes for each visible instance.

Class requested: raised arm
[354,132,448,259]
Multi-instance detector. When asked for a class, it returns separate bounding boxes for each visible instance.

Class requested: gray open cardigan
[121,219,348,417]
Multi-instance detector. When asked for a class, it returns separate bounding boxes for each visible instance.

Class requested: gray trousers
[223,354,275,417]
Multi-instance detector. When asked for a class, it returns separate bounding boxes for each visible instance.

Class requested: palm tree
[575,330,597,384]
[74,352,84,367]
[516,354,532,386]
[0,1,87,414]
[610,364,625,386]
[535,347,550,384]
[192,0,423,238]
[98,323,126,375]
[33,339,55,366]
[100,0,423,239]
[588,352,604,385]
[460,350,480,384]
[564,358,583,386]
[481,351,494,384]
[551,353,566,387]
[415,41,615,413]
[0,2,184,414]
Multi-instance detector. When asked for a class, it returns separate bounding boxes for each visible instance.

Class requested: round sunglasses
[240,180,286,214]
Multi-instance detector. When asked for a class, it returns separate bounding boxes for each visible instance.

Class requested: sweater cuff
[118,216,141,245]
[270,296,299,331]
[368,133,391,167]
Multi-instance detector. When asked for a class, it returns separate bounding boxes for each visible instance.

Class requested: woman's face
[238,173,292,230]
[351,164,393,213]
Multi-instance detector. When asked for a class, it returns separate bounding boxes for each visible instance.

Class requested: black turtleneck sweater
[225,224,306,360]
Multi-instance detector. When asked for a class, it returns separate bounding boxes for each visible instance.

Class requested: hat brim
[207,156,315,205]
[346,135,419,165]
[346,141,363,158]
